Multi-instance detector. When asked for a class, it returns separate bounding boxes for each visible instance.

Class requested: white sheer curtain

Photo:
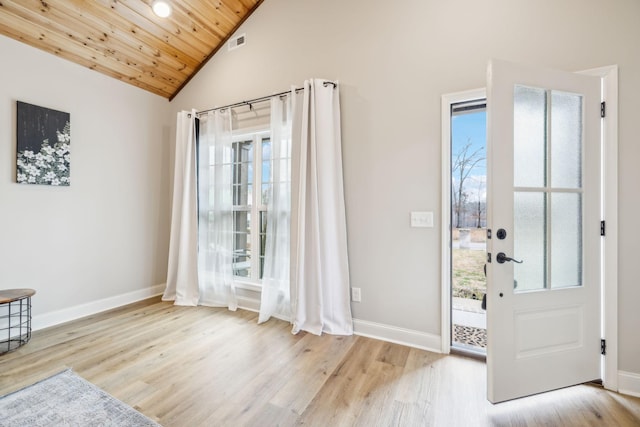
[258,93,294,323]
[290,79,353,335]
[163,110,200,306]
[197,110,238,310]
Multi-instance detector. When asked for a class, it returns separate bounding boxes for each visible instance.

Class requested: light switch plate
[411,211,434,228]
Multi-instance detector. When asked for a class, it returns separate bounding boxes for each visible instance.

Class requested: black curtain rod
[195,81,337,117]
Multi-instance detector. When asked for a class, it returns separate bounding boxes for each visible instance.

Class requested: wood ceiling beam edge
[0,27,172,98]
[2,0,190,85]
[0,12,175,97]
[0,0,266,99]
[169,0,264,101]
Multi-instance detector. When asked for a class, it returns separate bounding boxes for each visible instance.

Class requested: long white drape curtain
[163,110,200,306]
[164,81,353,333]
[197,110,237,310]
[290,79,353,335]
[258,93,294,323]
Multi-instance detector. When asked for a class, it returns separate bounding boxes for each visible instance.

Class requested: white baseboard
[31,290,439,354]
[231,309,440,347]
[618,370,640,398]
[353,318,442,353]
[32,284,166,331]
[236,295,260,313]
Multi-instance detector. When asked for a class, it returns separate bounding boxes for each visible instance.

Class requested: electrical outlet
[351,287,361,302]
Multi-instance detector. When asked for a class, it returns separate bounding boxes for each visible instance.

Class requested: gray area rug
[0,369,160,426]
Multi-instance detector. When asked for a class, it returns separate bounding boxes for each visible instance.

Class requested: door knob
[496,252,523,264]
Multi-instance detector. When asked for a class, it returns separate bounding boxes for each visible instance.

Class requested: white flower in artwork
[17,120,70,186]
[26,164,40,176]
[57,130,70,143]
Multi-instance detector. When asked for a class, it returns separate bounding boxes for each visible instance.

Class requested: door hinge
[601,339,606,355]
[487,229,492,239]
[601,220,606,236]
[601,101,606,118]
[487,252,492,263]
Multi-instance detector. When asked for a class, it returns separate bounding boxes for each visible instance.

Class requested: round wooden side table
[0,289,36,355]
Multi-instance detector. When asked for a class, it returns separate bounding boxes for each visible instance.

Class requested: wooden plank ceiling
[0,0,263,99]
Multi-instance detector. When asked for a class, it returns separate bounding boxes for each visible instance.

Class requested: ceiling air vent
[228,34,246,51]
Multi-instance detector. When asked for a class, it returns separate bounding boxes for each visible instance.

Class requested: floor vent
[228,33,246,51]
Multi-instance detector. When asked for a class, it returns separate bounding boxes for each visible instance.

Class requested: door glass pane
[551,91,582,189]
[551,193,582,288]
[514,192,546,292]
[514,86,547,188]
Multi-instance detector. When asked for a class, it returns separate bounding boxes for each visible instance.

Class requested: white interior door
[486,59,602,403]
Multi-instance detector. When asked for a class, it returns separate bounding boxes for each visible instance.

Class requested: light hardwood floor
[1,297,639,426]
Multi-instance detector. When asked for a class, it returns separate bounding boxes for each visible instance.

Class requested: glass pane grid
[203,134,288,282]
[232,206,251,278]
[232,140,254,208]
[513,85,584,293]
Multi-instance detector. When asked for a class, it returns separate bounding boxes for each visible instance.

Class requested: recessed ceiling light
[151,0,172,18]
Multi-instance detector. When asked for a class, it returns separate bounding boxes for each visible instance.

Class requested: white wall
[0,35,172,325]
[171,0,640,376]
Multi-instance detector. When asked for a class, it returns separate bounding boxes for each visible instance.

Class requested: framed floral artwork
[16,101,70,186]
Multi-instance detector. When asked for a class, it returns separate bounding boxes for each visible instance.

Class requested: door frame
[440,87,487,356]
[440,65,618,391]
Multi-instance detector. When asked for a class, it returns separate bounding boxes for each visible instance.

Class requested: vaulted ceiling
[0,0,264,99]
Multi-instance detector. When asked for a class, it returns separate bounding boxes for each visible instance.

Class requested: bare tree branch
[452,139,485,228]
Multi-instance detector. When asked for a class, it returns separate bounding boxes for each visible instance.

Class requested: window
[197,103,292,295]
[230,131,271,283]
